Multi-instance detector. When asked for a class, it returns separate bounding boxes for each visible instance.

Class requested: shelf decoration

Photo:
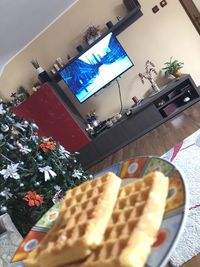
[31,59,51,83]
[83,25,101,45]
[162,57,184,78]
[10,86,30,107]
[139,60,160,93]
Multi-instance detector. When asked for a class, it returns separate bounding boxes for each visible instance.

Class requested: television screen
[59,32,133,103]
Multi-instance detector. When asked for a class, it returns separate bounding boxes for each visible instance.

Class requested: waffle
[70,171,169,267]
[24,172,121,267]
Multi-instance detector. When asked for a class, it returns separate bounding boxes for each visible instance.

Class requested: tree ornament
[31,123,39,131]
[1,124,9,132]
[14,122,26,132]
[38,166,57,181]
[7,143,14,150]
[6,115,14,123]
[34,181,40,187]
[54,185,61,191]
[0,163,20,180]
[59,146,70,158]
[23,121,29,127]
[0,188,12,199]
[0,206,7,214]
[74,159,77,163]
[0,104,6,115]
[89,174,94,179]
[72,169,83,179]
[16,141,23,149]
[0,133,4,140]
[0,191,6,197]
[19,145,32,154]
[23,191,44,207]
[20,183,24,187]
[39,141,56,152]
[11,126,20,138]
[52,190,64,204]
[37,155,43,161]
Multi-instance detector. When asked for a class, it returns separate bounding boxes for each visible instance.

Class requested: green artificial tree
[0,99,91,236]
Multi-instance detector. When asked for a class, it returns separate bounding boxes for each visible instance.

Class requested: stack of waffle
[24,171,169,267]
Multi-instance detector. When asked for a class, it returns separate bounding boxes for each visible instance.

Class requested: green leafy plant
[31,59,40,69]
[162,57,184,76]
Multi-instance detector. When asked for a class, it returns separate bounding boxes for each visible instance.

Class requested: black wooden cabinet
[77,75,200,169]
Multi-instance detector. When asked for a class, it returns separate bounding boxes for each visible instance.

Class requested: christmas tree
[0,99,90,236]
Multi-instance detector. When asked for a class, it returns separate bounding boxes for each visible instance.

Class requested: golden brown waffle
[24,172,121,267]
[71,171,169,267]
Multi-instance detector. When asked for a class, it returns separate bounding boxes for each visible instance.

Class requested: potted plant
[31,59,51,83]
[83,25,101,45]
[31,59,42,74]
[162,57,184,78]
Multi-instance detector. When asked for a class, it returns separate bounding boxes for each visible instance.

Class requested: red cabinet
[13,83,90,152]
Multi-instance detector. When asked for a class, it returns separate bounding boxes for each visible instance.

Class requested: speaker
[106,21,113,29]
[76,45,84,53]
[123,0,137,11]
[38,71,51,83]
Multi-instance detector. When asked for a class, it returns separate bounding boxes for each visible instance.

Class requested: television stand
[77,74,200,169]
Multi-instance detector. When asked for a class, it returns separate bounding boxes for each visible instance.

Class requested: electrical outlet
[152,5,159,13]
[160,0,167,7]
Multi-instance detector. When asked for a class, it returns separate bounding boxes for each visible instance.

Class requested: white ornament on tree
[0,104,6,115]
[0,187,12,200]
[0,163,20,180]
[38,166,57,181]
[72,169,83,179]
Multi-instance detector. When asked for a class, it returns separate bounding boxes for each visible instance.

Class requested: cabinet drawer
[93,124,128,156]
[121,105,162,139]
[77,143,99,169]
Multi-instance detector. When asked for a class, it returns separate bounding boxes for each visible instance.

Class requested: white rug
[162,129,200,266]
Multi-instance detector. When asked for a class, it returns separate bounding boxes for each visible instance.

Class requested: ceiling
[0,0,78,75]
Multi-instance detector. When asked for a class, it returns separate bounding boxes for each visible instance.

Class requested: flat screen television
[59,32,134,103]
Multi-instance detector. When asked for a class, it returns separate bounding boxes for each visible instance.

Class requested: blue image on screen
[59,32,133,103]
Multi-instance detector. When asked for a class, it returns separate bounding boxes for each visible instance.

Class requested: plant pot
[87,34,101,45]
[173,70,182,78]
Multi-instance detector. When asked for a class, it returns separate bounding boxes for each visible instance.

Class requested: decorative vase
[149,78,160,93]
[173,70,182,78]
[87,35,101,45]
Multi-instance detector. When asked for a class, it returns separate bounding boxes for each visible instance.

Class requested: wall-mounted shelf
[111,4,143,36]
[53,1,142,83]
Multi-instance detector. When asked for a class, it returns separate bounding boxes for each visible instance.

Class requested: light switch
[160,0,167,7]
[152,5,159,13]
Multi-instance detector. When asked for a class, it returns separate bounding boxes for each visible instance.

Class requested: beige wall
[0,0,200,121]
[193,0,200,12]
